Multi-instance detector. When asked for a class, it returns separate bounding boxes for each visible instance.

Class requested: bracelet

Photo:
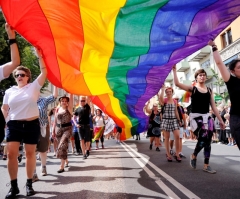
[212,47,218,52]
[8,39,17,45]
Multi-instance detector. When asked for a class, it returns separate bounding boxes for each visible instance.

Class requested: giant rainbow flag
[1,0,240,140]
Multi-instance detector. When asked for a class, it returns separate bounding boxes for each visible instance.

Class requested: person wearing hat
[52,94,73,173]
[0,23,20,144]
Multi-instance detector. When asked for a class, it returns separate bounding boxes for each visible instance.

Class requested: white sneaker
[41,166,47,176]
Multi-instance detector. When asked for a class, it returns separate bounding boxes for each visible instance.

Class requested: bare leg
[7,142,20,180]
[164,131,171,157]
[80,140,86,155]
[173,129,180,158]
[25,144,37,179]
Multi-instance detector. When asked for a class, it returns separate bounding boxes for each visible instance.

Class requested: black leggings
[96,134,104,143]
[193,135,212,164]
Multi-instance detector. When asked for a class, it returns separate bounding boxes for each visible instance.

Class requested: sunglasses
[80,100,86,102]
[15,73,27,78]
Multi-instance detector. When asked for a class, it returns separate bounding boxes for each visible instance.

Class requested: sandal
[3,155,7,160]
[173,153,182,162]
[166,154,172,162]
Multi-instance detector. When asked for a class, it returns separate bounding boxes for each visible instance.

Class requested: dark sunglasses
[15,74,27,78]
[80,100,86,102]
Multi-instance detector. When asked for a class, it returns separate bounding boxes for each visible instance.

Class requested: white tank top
[95,116,104,127]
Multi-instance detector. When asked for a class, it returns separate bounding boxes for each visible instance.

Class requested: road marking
[121,143,180,199]
[122,142,200,199]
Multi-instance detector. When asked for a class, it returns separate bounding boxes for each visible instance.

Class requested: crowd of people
[1,24,240,199]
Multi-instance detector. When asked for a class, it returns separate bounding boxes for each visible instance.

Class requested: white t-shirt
[3,80,42,120]
[0,65,7,82]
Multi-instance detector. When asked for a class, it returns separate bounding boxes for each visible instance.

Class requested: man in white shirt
[0,23,20,143]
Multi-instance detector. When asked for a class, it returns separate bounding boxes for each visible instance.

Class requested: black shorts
[78,125,91,142]
[6,119,40,144]
[116,127,122,133]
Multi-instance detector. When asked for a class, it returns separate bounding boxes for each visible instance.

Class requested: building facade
[165,16,240,103]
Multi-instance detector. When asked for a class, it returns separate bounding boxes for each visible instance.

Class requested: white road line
[121,143,180,199]
[122,142,200,199]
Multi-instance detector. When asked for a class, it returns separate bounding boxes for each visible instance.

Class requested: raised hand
[5,23,16,39]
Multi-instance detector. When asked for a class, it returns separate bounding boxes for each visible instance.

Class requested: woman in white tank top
[92,109,105,149]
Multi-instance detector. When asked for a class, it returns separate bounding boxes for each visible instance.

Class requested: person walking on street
[208,40,240,150]
[73,96,92,159]
[173,64,225,173]
[0,23,20,143]
[1,48,47,198]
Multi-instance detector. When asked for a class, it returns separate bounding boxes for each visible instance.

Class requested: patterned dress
[161,104,179,132]
[56,109,72,160]
[147,111,161,137]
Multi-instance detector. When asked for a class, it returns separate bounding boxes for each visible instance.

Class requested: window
[227,29,233,45]
[185,72,190,80]
[221,29,233,48]
[201,59,210,69]
[221,33,227,48]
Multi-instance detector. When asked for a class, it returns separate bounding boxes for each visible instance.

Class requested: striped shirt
[37,95,56,126]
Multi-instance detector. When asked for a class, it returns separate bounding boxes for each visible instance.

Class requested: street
[0,137,239,199]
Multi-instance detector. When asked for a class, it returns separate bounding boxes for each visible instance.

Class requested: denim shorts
[230,115,240,150]
[6,118,40,144]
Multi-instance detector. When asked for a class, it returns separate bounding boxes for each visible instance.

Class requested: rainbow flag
[179,82,196,103]
[1,0,240,140]
[179,91,191,103]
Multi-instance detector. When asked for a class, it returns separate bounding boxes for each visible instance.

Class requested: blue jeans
[230,115,240,150]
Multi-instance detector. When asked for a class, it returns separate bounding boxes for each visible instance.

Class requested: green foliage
[211,68,229,103]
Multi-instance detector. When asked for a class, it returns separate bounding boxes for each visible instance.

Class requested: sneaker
[86,150,90,157]
[149,144,152,150]
[227,143,231,146]
[41,166,47,176]
[156,147,160,151]
[190,155,197,169]
[18,154,23,163]
[231,143,234,146]
[203,166,216,174]
[83,155,87,160]
[170,149,173,155]
[179,153,186,158]
[32,174,39,183]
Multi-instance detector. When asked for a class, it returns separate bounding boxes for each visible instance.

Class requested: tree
[211,68,229,103]
[0,12,48,104]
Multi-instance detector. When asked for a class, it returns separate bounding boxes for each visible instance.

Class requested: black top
[191,86,211,114]
[74,104,91,125]
[225,75,240,116]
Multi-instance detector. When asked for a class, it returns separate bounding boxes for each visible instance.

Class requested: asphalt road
[0,136,239,199]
